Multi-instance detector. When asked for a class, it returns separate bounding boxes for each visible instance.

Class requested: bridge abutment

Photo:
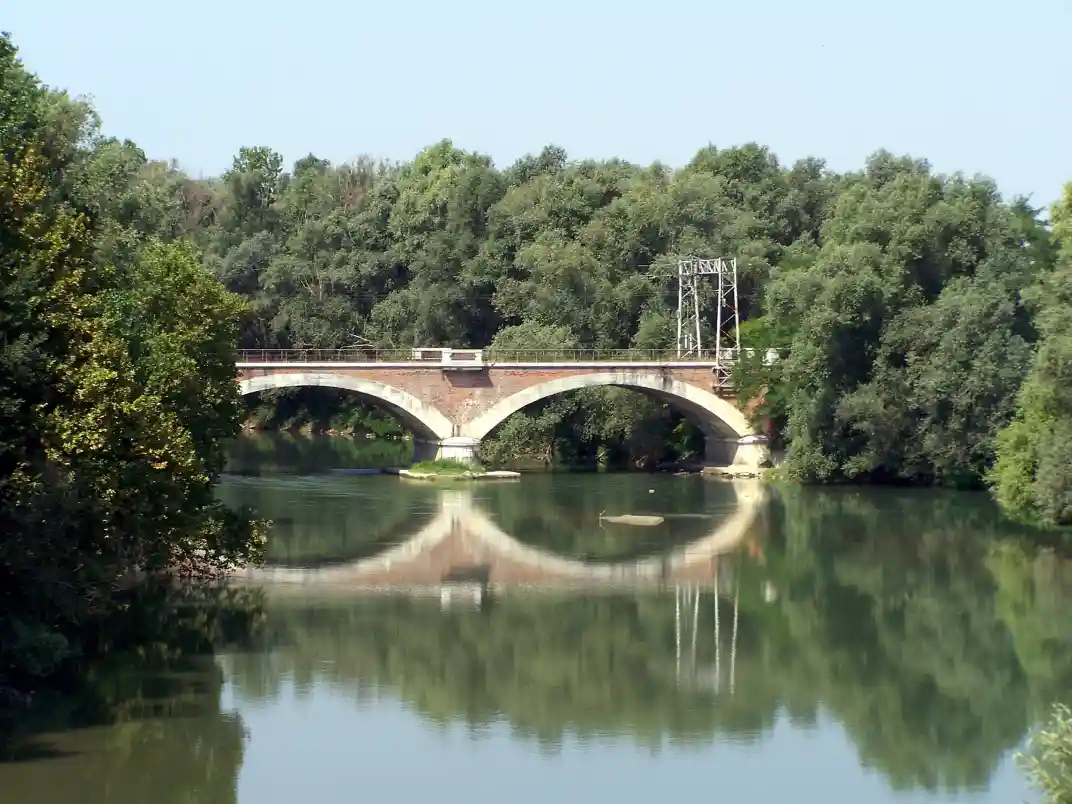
[703,431,770,469]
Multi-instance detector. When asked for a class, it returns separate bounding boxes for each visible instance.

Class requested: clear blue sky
[7,0,1071,205]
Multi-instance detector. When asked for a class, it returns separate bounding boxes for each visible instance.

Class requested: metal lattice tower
[675,257,740,385]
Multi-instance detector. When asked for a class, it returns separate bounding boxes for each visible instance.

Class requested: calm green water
[3,433,1070,803]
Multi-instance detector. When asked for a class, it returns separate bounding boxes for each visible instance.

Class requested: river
[2,432,1068,803]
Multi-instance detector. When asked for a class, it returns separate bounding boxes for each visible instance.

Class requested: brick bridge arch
[236,356,770,466]
[462,371,752,441]
[238,372,454,441]
[231,484,766,588]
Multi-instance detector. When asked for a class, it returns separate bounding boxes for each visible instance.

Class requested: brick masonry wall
[238,365,739,428]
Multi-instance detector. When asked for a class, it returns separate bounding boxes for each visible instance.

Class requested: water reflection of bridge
[231,482,767,592]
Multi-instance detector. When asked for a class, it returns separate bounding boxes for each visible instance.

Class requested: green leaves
[8,14,1068,527]
[179,134,1067,501]
[1,36,264,692]
[1020,703,1072,803]
[989,183,1072,526]
[764,161,1043,487]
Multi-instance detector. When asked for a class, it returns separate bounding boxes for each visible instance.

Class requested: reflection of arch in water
[231,483,767,587]
[460,484,764,582]
[229,508,457,584]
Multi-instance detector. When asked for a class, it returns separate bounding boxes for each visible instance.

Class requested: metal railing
[236,348,752,364]
[483,349,730,363]
[238,348,429,363]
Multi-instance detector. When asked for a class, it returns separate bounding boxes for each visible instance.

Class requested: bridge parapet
[237,347,782,367]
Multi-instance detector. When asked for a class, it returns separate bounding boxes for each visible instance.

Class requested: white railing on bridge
[409,347,484,367]
[237,347,783,366]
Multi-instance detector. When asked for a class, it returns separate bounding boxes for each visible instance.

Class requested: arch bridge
[236,348,772,468]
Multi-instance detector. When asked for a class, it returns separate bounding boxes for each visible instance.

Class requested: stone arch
[462,371,754,441]
[238,372,454,441]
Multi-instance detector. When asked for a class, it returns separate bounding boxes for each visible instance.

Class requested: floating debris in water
[599,513,665,526]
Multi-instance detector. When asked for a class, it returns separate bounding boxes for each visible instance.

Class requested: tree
[11,25,1072,499]
[1020,704,1072,803]
[762,162,1036,486]
[990,182,1072,526]
[0,35,263,693]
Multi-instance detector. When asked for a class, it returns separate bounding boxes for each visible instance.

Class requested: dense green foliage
[1022,703,1072,803]
[989,184,1072,527]
[1,25,1067,704]
[760,164,1036,484]
[0,36,264,695]
[11,40,1061,512]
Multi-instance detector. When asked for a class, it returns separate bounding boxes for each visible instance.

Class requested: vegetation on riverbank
[1021,703,1072,804]
[1,26,1054,517]
[0,36,265,700]
[987,184,1072,529]
[241,386,406,439]
[732,175,1072,527]
[1,22,1069,705]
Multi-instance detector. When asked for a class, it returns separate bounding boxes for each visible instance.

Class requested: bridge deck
[237,347,742,364]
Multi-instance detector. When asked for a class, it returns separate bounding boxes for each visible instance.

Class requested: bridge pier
[413,436,482,465]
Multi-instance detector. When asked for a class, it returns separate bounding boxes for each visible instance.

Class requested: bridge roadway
[230,482,767,594]
[236,348,773,467]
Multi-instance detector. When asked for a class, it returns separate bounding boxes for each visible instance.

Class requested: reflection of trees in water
[0,588,265,804]
[224,431,410,475]
[228,592,787,748]
[225,488,1072,794]
[986,542,1072,710]
[766,488,1072,792]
